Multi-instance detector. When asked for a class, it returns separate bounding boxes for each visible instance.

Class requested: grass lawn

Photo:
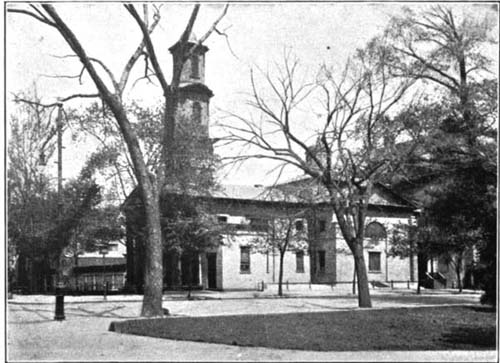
[110,306,496,351]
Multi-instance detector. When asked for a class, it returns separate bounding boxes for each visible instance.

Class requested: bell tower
[169,35,214,138]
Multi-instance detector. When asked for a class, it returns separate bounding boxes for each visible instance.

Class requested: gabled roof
[123,180,416,212]
[275,176,416,209]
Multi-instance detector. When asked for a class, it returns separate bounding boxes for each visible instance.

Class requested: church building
[122,38,420,292]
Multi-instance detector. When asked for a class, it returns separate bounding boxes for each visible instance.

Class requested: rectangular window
[295,220,304,231]
[318,250,326,273]
[240,247,251,273]
[369,252,381,272]
[193,102,202,124]
[217,215,228,223]
[296,251,304,273]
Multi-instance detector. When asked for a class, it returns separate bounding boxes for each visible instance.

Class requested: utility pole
[54,103,65,321]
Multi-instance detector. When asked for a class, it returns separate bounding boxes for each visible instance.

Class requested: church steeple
[169,33,209,84]
[169,36,214,137]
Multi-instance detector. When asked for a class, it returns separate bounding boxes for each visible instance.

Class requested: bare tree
[220,47,420,307]
[9,3,228,317]
[248,188,309,296]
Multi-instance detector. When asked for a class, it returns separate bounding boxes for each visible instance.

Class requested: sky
[5,2,498,195]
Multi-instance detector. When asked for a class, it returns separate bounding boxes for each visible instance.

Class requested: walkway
[7,287,496,362]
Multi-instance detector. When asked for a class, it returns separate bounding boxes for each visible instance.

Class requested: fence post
[407,280,410,289]
[391,280,394,289]
[286,280,289,290]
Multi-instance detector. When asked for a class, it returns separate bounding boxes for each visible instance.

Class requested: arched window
[192,102,202,124]
[365,222,387,243]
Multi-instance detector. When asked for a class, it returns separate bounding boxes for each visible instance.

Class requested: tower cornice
[169,41,209,55]
[179,83,214,98]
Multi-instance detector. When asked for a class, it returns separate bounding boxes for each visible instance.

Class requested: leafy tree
[9,161,102,292]
[8,92,56,275]
[161,194,222,298]
[67,205,125,265]
[382,5,497,302]
[70,102,137,200]
[7,94,98,291]
[422,174,492,292]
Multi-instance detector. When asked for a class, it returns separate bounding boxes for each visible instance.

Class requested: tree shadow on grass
[9,304,138,323]
[68,305,138,319]
[11,305,53,322]
[465,305,496,313]
[441,326,496,348]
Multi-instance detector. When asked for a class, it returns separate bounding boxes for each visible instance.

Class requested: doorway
[206,253,217,289]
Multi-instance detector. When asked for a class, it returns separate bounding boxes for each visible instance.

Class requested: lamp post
[100,246,108,301]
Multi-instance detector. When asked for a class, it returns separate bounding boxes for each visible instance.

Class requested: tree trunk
[352,264,357,295]
[332,199,372,308]
[40,5,164,316]
[353,243,372,308]
[140,184,164,316]
[416,257,421,295]
[187,253,193,299]
[278,251,285,296]
[111,103,163,316]
[455,259,463,293]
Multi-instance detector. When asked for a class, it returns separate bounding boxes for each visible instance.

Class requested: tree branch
[125,4,169,93]
[8,8,56,27]
[118,5,161,95]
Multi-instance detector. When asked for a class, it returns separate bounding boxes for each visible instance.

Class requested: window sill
[239,271,251,274]
[369,270,382,274]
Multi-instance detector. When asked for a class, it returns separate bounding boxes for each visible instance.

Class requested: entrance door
[207,253,217,289]
[181,252,200,287]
